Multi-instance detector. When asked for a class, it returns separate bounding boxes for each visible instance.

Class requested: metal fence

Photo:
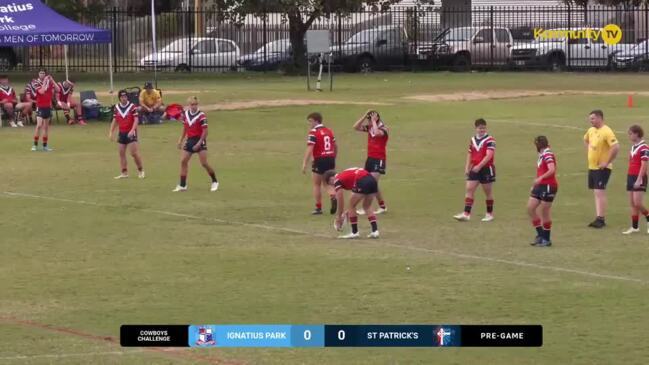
[10,5,649,73]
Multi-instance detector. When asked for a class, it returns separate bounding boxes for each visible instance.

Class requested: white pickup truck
[510,28,634,71]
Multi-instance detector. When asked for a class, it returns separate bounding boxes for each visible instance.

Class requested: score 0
[291,325,324,347]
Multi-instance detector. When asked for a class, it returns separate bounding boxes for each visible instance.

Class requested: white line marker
[3,191,646,284]
[0,350,145,361]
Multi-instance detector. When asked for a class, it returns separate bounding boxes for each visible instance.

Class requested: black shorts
[37,107,52,119]
[352,175,378,195]
[627,174,648,192]
[184,136,207,153]
[118,131,138,145]
[467,166,496,184]
[312,156,335,175]
[531,184,558,203]
[588,168,611,190]
[365,157,386,175]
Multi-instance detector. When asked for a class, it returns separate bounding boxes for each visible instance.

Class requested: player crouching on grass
[623,125,649,235]
[454,118,496,222]
[324,168,380,239]
[109,90,145,179]
[527,136,558,247]
[353,110,389,215]
[173,96,219,192]
[302,112,337,215]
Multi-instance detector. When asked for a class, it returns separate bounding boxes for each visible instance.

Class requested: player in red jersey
[17,79,37,124]
[32,69,60,152]
[622,125,649,235]
[454,118,496,222]
[108,90,145,179]
[353,110,389,215]
[527,136,558,247]
[302,112,337,215]
[0,74,19,127]
[173,96,219,192]
[55,79,86,126]
[323,168,380,239]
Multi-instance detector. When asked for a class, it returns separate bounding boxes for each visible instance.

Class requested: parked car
[416,27,514,71]
[140,37,240,72]
[0,47,19,71]
[611,40,649,71]
[331,25,410,72]
[510,28,634,71]
[237,39,291,71]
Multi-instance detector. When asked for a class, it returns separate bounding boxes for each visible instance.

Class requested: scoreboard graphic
[120,324,542,348]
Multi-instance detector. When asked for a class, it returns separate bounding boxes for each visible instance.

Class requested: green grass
[1,72,648,365]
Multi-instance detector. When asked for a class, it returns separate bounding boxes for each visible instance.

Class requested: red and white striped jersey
[55,82,74,103]
[182,109,207,138]
[468,134,496,167]
[0,84,16,103]
[628,141,649,176]
[113,102,138,132]
[334,168,370,191]
[536,148,558,186]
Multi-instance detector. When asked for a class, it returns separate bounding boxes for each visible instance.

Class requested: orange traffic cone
[627,94,634,108]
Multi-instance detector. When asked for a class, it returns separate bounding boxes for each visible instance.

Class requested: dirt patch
[200,99,390,112]
[405,90,649,102]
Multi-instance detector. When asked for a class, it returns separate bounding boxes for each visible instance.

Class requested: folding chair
[124,87,141,106]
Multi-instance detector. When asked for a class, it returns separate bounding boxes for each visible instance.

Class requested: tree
[47,0,107,23]
[213,0,431,71]
[563,0,649,6]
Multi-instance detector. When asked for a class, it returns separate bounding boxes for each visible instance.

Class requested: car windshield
[160,40,188,53]
[346,30,380,44]
[440,28,475,42]
[256,40,289,54]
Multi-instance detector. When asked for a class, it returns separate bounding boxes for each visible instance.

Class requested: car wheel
[548,55,565,72]
[356,56,375,73]
[174,64,190,72]
[452,54,471,72]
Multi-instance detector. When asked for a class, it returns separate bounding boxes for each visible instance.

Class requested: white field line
[0,350,145,361]
[3,191,646,285]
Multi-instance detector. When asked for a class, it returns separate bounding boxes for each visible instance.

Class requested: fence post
[567,4,571,70]
[263,7,267,69]
[645,4,648,63]
[188,9,193,72]
[490,6,494,67]
[337,12,342,57]
[112,7,118,73]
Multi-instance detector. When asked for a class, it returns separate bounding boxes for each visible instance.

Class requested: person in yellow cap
[583,109,620,228]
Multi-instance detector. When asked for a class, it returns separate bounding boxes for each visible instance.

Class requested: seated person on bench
[56,79,86,125]
[0,74,26,127]
[138,82,165,123]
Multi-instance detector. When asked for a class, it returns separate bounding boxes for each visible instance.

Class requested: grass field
[1,71,649,365]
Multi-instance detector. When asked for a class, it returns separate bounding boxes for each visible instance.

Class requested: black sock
[209,172,217,183]
[646,215,649,222]
[597,216,605,222]
[543,229,551,241]
[535,226,543,236]
[351,223,358,234]
[180,175,187,187]
[370,221,378,232]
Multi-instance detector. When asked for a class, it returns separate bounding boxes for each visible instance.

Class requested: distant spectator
[138,81,165,123]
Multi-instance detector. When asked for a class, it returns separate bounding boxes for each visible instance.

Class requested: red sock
[350,215,359,234]
[532,218,541,227]
[464,198,474,214]
[542,221,552,241]
[486,199,494,214]
[33,135,39,143]
[632,215,639,229]
[315,202,322,210]
[378,200,386,209]
[43,136,48,144]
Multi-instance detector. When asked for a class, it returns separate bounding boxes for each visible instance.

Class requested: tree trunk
[287,12,308,74]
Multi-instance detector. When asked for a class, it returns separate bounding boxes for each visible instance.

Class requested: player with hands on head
[353,109,389,215]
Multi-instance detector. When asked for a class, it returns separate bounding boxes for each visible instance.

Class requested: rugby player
[32,69,60,152]
[527,136,558,247]
[55,79,86,125]
[622,125,649,235]
[323,168,380,239]
[454,118,496,222]
[0,74,19,127]
[301,112,337,215]
[583,110,619,228]
[353,110,389,215]
[173,96,218,192]
[108,90,144,179]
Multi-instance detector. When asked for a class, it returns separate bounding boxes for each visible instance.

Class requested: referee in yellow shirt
[584,110,620,228]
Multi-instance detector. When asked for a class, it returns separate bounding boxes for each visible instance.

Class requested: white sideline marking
[0,350,144,361]
[3,191,646,285]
